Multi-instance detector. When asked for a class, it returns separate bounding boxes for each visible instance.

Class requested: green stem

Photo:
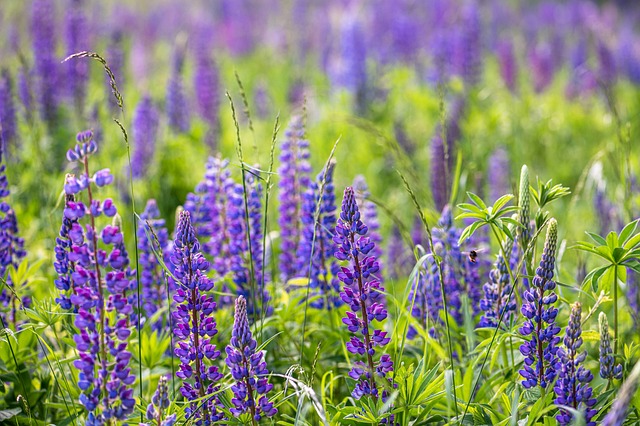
[614,266,619,355]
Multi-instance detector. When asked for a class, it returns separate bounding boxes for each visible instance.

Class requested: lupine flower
[387,225,413,281]
[228,172,270,316]
[408,206,466,338]
[0,70,17,150]
[53,189,79,310]
[64,130,136,423]
[353,175,383,282]
[529,41,555,93]
[601,359,640,426]
[332,13,367,100]
[193,50,219,149]
[488,146,510,203]
[296,160,340,309]
[599,312,622,381]
[459,1,482,87]
[144,376,176,426]
[131,96,159,178]
[430,132,448,212]
[497,39,517,92]
[225,296,277,420]
[278,115,311,283]
[137,199,171,331]
[17,65,34,123]
[478,238,517,328]
[106,31,125,112]
[31,0,58,123]
[0,144,26,327]
[335,187,394,404]
[166,48,190,134]
[64,0,89,114]
[171,210,224,423]
[519,218,561,389]
[554,302,597,425]
[597,40,617,86]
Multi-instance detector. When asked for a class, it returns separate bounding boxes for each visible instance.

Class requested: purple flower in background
[387,225,413,281]
[497,39,517,92]
[430,133,448,212]
[166,48,190,134]
[137,199,171,332]
[335,187,394,405]
[599,312,622,381]
[131,96,159,178]
[0,70,17,151]
[459,1,483,87]
[488,146,510,203]
[225,296,277,420]
[31,0,58,123]
[171,210,224,423]
[332,12,367,103]
[296,160,340,309]
[64,130,136,422]
[17,65,34,123]
[193,51,220,149]
[278,115,311,283]
[0,143,27,327]
[519,218,561,389]
[601,361,640,426]
[554,302,597,426]
[529,41,555,93]
[64,0,90,114]
[144,376,176,426]
[597,40,617,86]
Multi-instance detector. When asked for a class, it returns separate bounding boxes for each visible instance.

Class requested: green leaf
[467,192,487,210]
[492,194,514,213]
[619,220,639,246]
[585,232,607,246]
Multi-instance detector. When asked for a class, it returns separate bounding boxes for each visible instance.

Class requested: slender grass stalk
[0,314,31,419]
[397,170,459,420]
[226,92,259,327]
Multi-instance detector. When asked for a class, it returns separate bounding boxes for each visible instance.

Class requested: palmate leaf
[619,219,639,245]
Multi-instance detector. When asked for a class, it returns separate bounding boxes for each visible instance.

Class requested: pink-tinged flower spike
[171,210,224,423]
[225,296,277,421]
[64,130,135,423]
[335,187,394,413]
[554,303,597,425]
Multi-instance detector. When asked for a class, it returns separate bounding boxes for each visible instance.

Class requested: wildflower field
[1,0,640,424]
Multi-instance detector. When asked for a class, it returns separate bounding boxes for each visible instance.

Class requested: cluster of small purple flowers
[144,376,176,426]
[171,210,224,423]
[296,161,341,308]
[478,238,518,328]
[63,130,136,424]
[335,187,393,403]
[519,218,561,389]
[225,296,277,421]
[554,302,597,425]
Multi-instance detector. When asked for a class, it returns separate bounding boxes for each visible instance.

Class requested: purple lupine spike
[617,26,640,85]
[601,360,640,426]
[171,210,224,423]
[387,225,413,281]
[31,0,58,123]
[488,146,510,203]
[64,130,136,422]
[136,199,170,332]
[225,296,277,420]
[353,175,384,283]
[227,172,270,316]
[0,70,17,151]
[131,96,159,178]
[193,50,219,150]
[0,143,27,328]
[278,115,311,283]
[599,312,623,381]
[17,65,34,123]
[554,302,597,426]
[296,160,340,309]
[519,218,561,389]
[497,39,517,92]
[459,1,482,87]
[144,376,176,426]
[64,0,90,114]
[335,187,394,409]
[331,12,367,104]
[54,188,80,310]
[529,41,555,93]
[166,48,190,134]
[478,237,517,328]
[430,132,448,212]
[106,31,125,112]
[597,39,617,86]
